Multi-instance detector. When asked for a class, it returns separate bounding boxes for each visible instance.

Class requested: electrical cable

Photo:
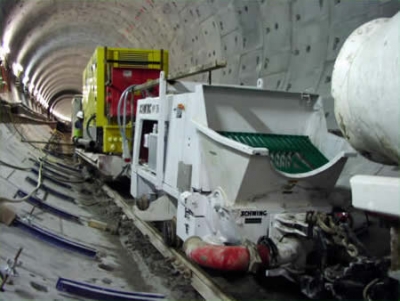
[117,87,128,140]
[1,107,84,201]
[36,158,84,179]
[85,114,96,141]
[0,159,44,203]
[112,164,130,180]
[36,169,88,184]
[123,87,134,143]
[6,106,42,152]
[0,160,32,171]
[117,84,135,145]
[123,88,127,143]
[5,106,62,164]
[48,176,88,184]
[117,84,137,159]
[363,278,379,301]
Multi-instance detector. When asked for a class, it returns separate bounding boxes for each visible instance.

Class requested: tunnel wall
[0,0,399,124]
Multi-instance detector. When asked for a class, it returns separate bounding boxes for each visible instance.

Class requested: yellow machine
[81,47,168,154]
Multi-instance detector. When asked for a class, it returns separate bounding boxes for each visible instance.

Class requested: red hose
[184,237,270,272]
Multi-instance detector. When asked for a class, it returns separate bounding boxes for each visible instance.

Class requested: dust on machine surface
[73,12,400,301]
[72,46,168,176]
[0,1,399,301]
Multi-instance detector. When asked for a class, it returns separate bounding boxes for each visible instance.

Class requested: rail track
[102,184,307,301]
[102,185,236,301]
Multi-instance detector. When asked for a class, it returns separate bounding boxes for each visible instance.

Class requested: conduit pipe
[73,137,95,149]
[183,236,270,272]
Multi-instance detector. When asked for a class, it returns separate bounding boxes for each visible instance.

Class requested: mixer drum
[332,12,400,166]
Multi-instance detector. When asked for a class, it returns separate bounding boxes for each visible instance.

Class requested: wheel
[136,195,150,211]
[162,219,180,248]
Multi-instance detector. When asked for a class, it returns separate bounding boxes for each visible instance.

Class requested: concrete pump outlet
[183,236,270,272]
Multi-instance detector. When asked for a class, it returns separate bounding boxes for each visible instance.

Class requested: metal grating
[107,49,167,70]
[219,132,329,174]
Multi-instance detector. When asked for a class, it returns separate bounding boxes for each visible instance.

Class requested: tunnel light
[22,75,29,85]
[12,62,23,76]
[0,44,10,60]
[39,95,45,105]
[1,44,10,54]
[39,96,47,108]
[33,89,38,96]
[29,83,35,93]
[52,110,70,122]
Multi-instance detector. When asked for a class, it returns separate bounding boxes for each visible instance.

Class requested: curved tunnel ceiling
[1,0,399,122]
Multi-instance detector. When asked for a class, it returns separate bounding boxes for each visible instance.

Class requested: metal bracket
[0,257,21,278]
[274,213,309,237]
[245,240,263,273]
[301,92,313,108]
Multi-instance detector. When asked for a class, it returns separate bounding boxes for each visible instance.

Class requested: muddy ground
[86,179,307,301]
[85,182,202,301]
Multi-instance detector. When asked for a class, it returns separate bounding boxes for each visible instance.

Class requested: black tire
[162,220,176,247]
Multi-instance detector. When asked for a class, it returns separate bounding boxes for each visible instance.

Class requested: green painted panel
[219,132,329,174]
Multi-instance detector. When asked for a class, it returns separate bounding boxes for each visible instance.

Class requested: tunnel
[0,1,399,300]
[0,0,398,125]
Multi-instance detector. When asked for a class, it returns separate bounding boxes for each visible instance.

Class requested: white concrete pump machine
[122,13,400,300]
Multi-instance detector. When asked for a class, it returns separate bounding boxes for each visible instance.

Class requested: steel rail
[55,162,82,173]
[56,277,166,301]
[13,217,96,257]
[21,139,74,146]
[30,168,72,189]
[16,190,81,223]
[25,176,76,203]
[102,185,235,301]
[29,158,82,179]
[131,60,227,93]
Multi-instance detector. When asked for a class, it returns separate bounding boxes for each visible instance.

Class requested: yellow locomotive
[73,46,168,156]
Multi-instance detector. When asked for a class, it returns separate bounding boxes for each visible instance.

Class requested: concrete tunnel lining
[1,0,400,123]
[0,1,399,300]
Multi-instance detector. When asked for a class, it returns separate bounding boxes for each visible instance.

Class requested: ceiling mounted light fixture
[12,62,23,76]
[22,75,29,85]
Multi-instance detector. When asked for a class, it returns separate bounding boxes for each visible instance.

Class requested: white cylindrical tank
[332,12,400,166]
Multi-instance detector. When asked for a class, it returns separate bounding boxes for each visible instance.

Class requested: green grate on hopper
[219,132,329,174]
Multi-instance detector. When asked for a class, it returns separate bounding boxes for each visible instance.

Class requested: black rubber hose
[86,114,96,140]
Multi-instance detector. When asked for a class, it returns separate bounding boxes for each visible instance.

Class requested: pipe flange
[244,240,263,273]
[258,236,278,266]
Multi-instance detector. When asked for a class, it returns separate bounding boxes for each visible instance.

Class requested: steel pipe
[391,226,399,271]
[73,137,95,149]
